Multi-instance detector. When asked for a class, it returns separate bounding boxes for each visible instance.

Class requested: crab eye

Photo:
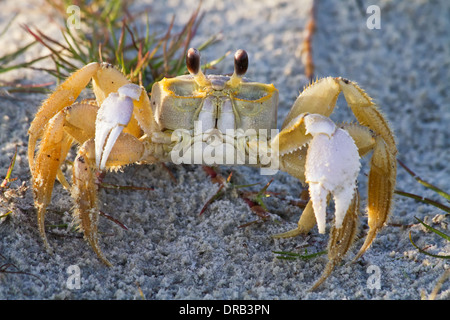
[234,49,248,76]
[186,48,201,75]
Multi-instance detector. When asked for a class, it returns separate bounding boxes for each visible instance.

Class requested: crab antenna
[228,49,248,87]
[186,48,209,86]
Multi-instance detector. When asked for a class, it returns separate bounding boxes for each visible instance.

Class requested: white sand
[0,0,448,300]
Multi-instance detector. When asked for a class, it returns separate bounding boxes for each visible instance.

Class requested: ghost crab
[28,48,397,289]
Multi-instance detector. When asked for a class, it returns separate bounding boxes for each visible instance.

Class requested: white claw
[118,83,142,101]
[304,114,360,233]
[95,84,141,169]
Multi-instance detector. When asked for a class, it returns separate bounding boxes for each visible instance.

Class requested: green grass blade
[0,41,37,65]
[0,211,12,219]
[202,51,230,71]
[2,0,222,92]
[62,27,88,63]
[414,217,450,241]
[1,147,17,189]
[0,54,49,74]
[409,217,450,260]
[273,250,327,260]
[409,231,450,259]
[394,190,450,213]
[398,159,450,201]
[0,12,18,39]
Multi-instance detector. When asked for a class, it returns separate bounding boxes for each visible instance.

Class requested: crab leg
[28,63,101,171]
[272,76,397,290]
[354,136,396,260]
[32,112,71,251]
[31,96,144,257]
[29,61,156,261]
[71,94,144,264]
[276,77,397,257]
[337,78,396,153]
[310,191,359,291]
[71,144,109,264]
[274,113,362,291]
[281,77,340,128]
[32,101,100,250]
[62,101,99,144]
[72,135,144,266]
[336,78,397,258]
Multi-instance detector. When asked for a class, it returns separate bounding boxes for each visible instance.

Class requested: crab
[28,48,397,290]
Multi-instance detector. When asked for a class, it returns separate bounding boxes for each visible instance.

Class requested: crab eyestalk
[186,48,209,87]
[228,49,248,88]
[233,49,248,76]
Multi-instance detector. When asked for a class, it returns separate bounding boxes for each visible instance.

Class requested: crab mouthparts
[197,96,235,133]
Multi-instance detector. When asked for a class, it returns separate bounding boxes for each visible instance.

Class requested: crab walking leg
[32,93,144,255]
[62,101,99,143]
[282,77,340,128]
[354,136,396,260]
[340,123,376,158]
[71,146,109,265]
[272,114,324,238]
[273,144,318,238]
[32,112,71,251]
[274,77,345,155]
[33,101,101,250]
[72,136,144,266]
[28,62,101,170]
[337,78,396,153]
[55,101,100,190]
[273,77,342,156]
[272,199,317,238]
[336,79,397,259]
[310,191,360,291]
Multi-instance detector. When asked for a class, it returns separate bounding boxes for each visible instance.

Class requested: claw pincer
[95,84,141,170]
[303,114,360,234]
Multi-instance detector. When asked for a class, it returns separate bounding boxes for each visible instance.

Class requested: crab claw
[304,114,360,234]
[95,84,141,169]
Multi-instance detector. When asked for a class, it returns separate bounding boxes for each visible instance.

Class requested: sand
[0,0,448,300]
